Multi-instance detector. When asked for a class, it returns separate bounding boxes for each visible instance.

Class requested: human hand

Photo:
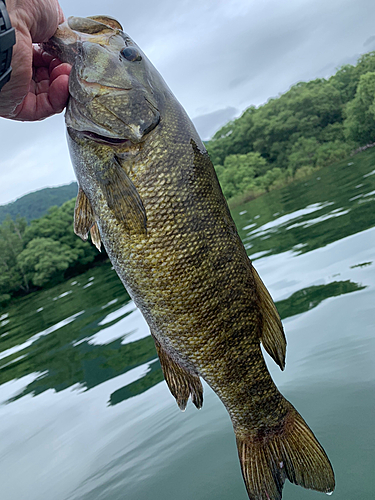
[0,0,71,121]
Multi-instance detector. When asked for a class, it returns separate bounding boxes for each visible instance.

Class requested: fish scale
[44,15,335,500]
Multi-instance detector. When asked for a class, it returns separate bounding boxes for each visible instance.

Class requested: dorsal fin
[252,265,286,370]
[74,187,95,241]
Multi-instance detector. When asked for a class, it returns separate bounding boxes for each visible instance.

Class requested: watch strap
[0,0,16,90]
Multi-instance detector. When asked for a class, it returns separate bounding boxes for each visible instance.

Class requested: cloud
[364,35,375,49]
[192,107,238,140]
[0,115,74,205]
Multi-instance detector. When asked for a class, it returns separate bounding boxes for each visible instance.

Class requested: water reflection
[233,151,375,259]
[0,265,368,404]
[275,280,366,319]
[109,359,163,406]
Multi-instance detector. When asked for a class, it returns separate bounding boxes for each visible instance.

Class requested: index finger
[32,44,57,68]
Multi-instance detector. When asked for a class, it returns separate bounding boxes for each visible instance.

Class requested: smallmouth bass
[44,16,335,500]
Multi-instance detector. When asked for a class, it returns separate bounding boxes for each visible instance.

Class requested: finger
[35,79,50,95]
[10,91,51,121]
[34,92,56,119]
[14,89,62,121]
[32,45,51,67]
[49,57,63,72]
[34,66,50,83]
[9,74,69,121]
[49,73,70,112]
[33,46,70,76]
[50,62,71,83]
[33,47,65,72]
[58,4,66,24]
[50,58,71,75]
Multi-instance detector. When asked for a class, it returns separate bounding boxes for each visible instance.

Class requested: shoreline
[228,145,373,209]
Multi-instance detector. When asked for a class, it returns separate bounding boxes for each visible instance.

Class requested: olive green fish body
[46,16,335,500]
[69,99,286,430]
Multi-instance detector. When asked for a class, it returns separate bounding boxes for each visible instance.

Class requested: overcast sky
[1,0,375,205]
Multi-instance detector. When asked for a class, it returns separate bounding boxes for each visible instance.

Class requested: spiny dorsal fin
[97,159,147,236]
[252,265,286,370]
[90,223,101,252]
[153,335,203,411]
[74,187,95,241]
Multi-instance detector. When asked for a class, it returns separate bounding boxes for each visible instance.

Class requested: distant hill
[0,182,78,224]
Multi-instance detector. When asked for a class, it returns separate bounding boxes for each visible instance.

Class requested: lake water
[1,150,374,500]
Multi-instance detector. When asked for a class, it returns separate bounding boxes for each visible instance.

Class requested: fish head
[44,16,162,145]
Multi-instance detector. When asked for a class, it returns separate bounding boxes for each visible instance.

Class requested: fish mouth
[79,130,132,146]
[71,113,161,146]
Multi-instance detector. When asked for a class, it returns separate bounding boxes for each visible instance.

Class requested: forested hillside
[0,182,78,224]
[0,200,106,305]
[207,51,375,203]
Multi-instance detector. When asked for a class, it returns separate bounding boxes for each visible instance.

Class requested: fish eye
[120,47,142,62]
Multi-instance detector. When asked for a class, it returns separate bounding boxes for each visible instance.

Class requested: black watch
[0,0,16,91]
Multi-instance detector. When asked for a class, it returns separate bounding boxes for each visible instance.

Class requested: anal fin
[252,265,286,370]
[153,336,203,411]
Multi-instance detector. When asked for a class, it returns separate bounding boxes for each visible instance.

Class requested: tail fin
[235,405,335,500]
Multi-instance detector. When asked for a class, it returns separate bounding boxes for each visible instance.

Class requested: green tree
[208,78,344,173]
[344,71,375,144]
[24,199,98,267]
[0,217,29,300]
[255,167,285,192]
[17,237,80,287]
[0,197,106,302]
[215,152,269,199]
[330,64,358,103]
[207,106,258,165]
[353,52,375,81]
[288,137,319,174]
[315,141,352,168]
[318,122,345,143]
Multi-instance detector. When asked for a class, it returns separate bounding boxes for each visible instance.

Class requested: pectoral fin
[252,265,286,370]
[97,159,147,236]
[153,336,203,411]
